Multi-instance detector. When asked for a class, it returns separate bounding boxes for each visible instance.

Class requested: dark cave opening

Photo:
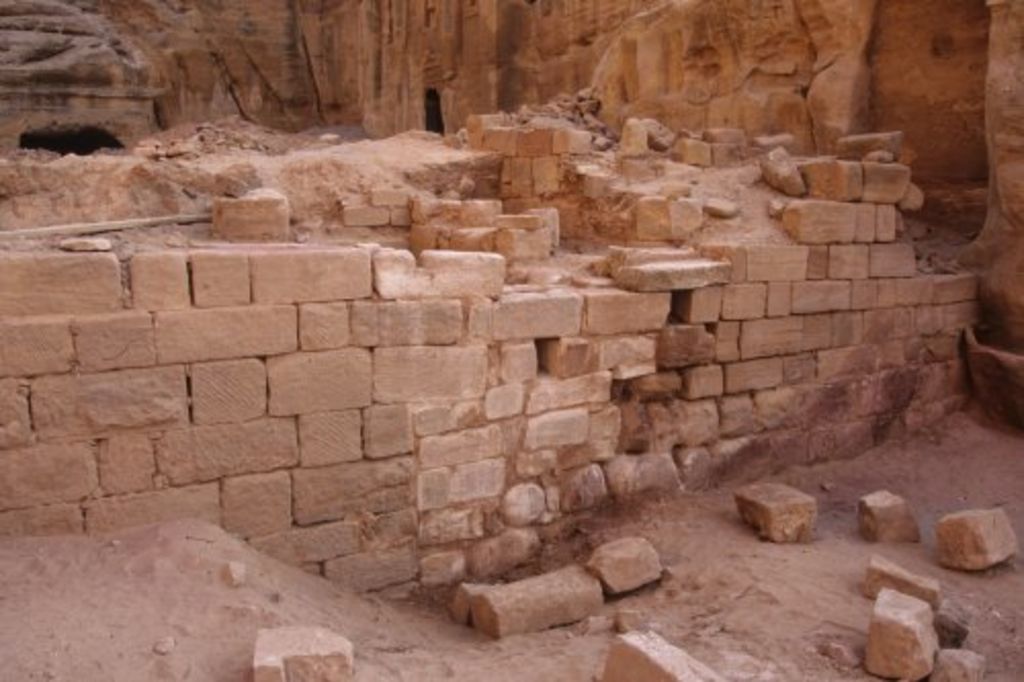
[424,88,444,134]
[19,126,124,155]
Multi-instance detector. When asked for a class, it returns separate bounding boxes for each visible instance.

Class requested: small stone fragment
[932,649,985,682]
[816,640,861,669]
[861,555,941,608]
[59,237,112,252]
[858,490,920,543]
[574,614,615,636]
[601,631,726,682]
[222,561,247,588]
[734,482,817,543]
[586,537,663,595]
[936,508,1018,571]
[864,588,938,681]
[702,198,740,219]
[613,608,650,633]
[253,626,354,682]
[935,599,971,649]
[153,636,176,656]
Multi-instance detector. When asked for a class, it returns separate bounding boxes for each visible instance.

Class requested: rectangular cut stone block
[343,205,390,227]
[157,419,298,485]
[870,244,917,278]
[518,128,554,157]
[767,282,792,317]
[735,482,817,543]
[298,411,362,466]
[673,286,722,323]
[222,471,292,539]
[365,404,413,458]
[252,626,354,682]
[525,408,589,449]
[601,632,726,682]
[292,458,413,524]
[782,200,857,244]
[837,131,904,160]
[75,312,156,371]
[799,159,864,201]
[876,205,897,242]
[131,252,190,310]
[0,317,74,378]
[0,442,97,511]
[615,260,731,292]
[829,245,870,279]
[0,253,122,316]
[97,434,155,495]
[932,274,978,304]
[740,317,803,359]
[250,520,361,565]
[250,248,372,303]
[482,126,518,154]
[189,251,250,308]
[0,379,31,449]
[501,342,538,383]
[656,325,715,368]
[190,359,267,424]
[538,337,598,378]
[494,290,583,340]
[744,245,809,282]
[721,284,766,320]
[862,163,912,204]
[862,555,940,608]
[420,424,502,469]
[485,383,525,419]
[583,290,670,334]
[586,536,663,595]
[0,504,83,537]
[725,358,783,393]
[553,128,592,154]
[526,372,612,414]
[155,306,297,363]
[495,228,553,261]
[598,336,656,374]
[267,350,371,415]
[470,565,604,638]
[865,589,938,681]
[374,346,488,402]
[532,156,560,194]
[374,250,506,299]
[856,203,877,242]
[32,366,187,439]
[84,484,220,533]
[299,303,349,350]
[682,365,724,399]
[324,545,418,592]
[449,458,506,503]
[501,157,533,198]
[792,281,851,314]
[212,191,290,241]
[375,300,463,346]
[935,508,1018,571]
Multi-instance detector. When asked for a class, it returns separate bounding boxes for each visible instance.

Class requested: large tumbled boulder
[734,482,817,543]
[861,555,941,608]
[858,490,920,543]
[601,632,726,682]
[932,649,985,682]
[253,626,354,682]
[936,508,1018,571]
[469,565,604,638]
[865,589,938,681]
[586,537,663,595]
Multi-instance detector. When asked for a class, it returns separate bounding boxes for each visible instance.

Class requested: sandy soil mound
[1,412,1021,681]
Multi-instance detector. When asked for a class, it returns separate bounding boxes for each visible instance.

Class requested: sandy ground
[0,411,1020,682]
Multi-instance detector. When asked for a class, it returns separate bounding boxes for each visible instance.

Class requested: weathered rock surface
[469,565,604,639]
[862,555,941,609]
[586,537,663,595]
[601,632,725,682]
[935,508,1018,571]
[864,589,938,681]
[734,483,817,543]
[858,490,920,543]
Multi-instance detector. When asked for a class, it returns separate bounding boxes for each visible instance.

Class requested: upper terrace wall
[0,236,976,590]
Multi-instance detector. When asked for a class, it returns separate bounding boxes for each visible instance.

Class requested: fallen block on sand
[858,490,920,543]
[734,482,817,543]
[600,631,726,681]
[861,555,941,608]
[253,626,354,682]
[936,508,1018,571]
[864,588,938,681]
[586,536,663,595]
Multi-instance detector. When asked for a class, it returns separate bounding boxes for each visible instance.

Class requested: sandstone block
[865,589,938,681]
[373,249,506,299]
[0,379,31,449]
[75,311,156,372]
[525,408,589,449]
[449,459,506,504]
[721,283,766,320]
[932,274,978,304]
[374,346,488,403]
[744,245,809,282]
[791,280,851,314]
[799,159,863,201]
[656,325,715,368]
[190,251,251,308]
[760,147,806,197]
[420,424,502,469]
[324,544,417,591]
[502,483,547,527]
[855,203,877,242]
[527,372,612,414]
[298,303,349,350]
[98,434,155,495]
[552,128,592,155]
[458,199,502,226]
[131,251,190,311]
[222,471,292,539]
[253,626,354,682]
[870,243,916,278]
[419,507,485,545]
[84,483,219,533]
[782,200,857,244]
[293,458,412,525]
[493,290,583,340]
[267,350,371,415]
[681,365,723,399]
[604,453,681,499]
[0,253,122,316]
[158,419,298,485]
[375,300,462,346]
[936,508,1018,571]
[932,649,985,682]
[495,225,554,261]
[190,359,266,424]
[836,132,904,160]
[598,336,656,379]
[250,520,361,565]
[364,404,412,459]
[601,632,726,682]
[734,482,816,543]
[587,537,662,595]
[32,366,187,439]
[538,337,598,378]
[583,290,671,335]
[420,551,467,587]
[500,157,533,197]
[518,128,554,157]
[470,565,603,638]
[532,156,560,194]
[859,490,920,543]
[501,342,538,383]
[561,463,609,511]
[862,163,912,204]
[0,316,74,378]
[155,306,297,363]
[876,204,897,242]
[739,317,802,359]
[674,287,722,323]
[343,204,389,227]
[250,248,371,303]
[725,358,783,393]
[298,411,362,466]
[481,126,518,154]
[862,555,941,608]
[671,137,712,167]
[0,504,83,537]
[212,189,290,241]
[619,118,649,155]
[0,442,97,511]
[616,260,732,292]
[467,528,541,579]
[829,245,870,280]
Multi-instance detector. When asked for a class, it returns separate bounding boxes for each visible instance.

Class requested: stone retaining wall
[0,243,976,590]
